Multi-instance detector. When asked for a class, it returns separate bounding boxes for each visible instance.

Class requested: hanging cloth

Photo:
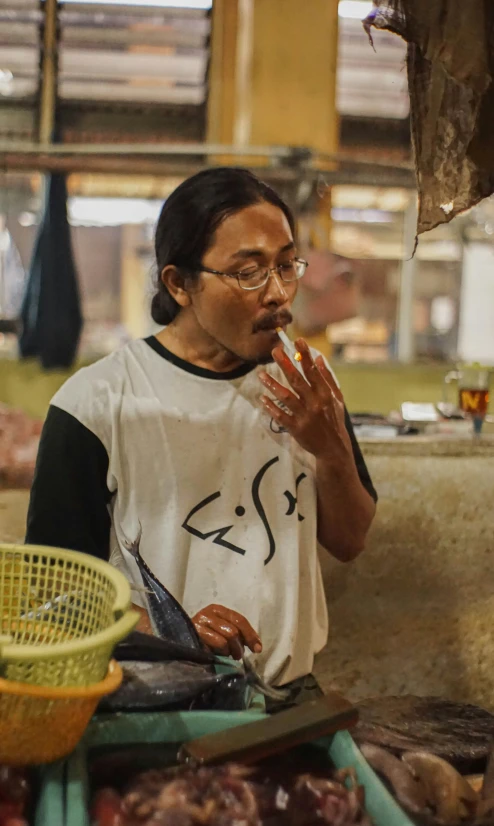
[19,173,82,369]
[364,0,494,236]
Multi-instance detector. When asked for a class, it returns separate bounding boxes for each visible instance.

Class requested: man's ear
[161,265,191,310]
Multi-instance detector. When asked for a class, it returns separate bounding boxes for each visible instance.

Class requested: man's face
[188,201,298,364]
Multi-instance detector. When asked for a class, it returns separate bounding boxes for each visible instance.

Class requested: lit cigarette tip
[294,352,302,362]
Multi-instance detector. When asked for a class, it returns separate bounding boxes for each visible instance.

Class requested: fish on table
[102,526,285,712]
[99,660,245,712]
[358,740,494,824]
[123,524,202,649]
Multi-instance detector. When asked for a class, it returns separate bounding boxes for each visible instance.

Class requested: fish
[105,650,286,713]
[477,742,494,818]
[482,742,494,800]
[90,757,372,826]
[105,634,286,713]
[120,526,287,707]
[401,751,479,824]
[192,672,253,712]
[122,524,203,649]
[99,660,231,712]
[20,590,85,621]
[114,630,218,667]
[359,743,427,815]
[241,656,287,704]
[19,590,92,635]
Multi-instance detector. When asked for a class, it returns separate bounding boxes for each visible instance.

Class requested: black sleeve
[344,407,378,504]
[25,405,113,560]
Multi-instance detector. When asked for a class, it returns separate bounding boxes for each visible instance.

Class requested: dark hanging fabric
[364,0,494,237]
[19,173,82,369]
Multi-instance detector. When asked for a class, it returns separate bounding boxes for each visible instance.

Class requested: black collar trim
[144,336,256,381]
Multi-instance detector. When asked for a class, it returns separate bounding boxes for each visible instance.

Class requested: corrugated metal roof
[337,18,409,119]
[0,0,41,100]
[0,2,408,145]
[59,3,210,106]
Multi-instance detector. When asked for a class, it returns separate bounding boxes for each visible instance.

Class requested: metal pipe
[0,153,416,188]
[396,193,418,363]
[0,141,414,169]
[0,153,305,180]
[0,141,292,158]
[0,141,416,186]
[233,0,254,147]
[38,0,59,144]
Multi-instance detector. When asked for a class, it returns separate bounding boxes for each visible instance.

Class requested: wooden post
[206,0,339,243]
[397,194,418,363]
[206,0,240,150]
[39,0,59,144]
[249,0,339,157]
[120,225,150,339]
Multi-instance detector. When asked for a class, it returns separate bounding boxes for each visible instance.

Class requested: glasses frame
[197,257,309,291]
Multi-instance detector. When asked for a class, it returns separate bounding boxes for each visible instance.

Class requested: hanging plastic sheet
[364,0,494,236]
[19,173,82,369]
[0,224,25,334]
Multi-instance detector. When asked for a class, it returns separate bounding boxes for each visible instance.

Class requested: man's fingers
[261,395,295,433]
[314,354,344,401]
[294,339,323,390]
[192,604,262,658]
[210,605,262,654]
[259,369,304,416]
[209,617,245,660]
[194,624,232,658]
[271,345,312,399]
[194,614,244,659]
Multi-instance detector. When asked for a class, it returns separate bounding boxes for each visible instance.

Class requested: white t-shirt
[27,336,376,685]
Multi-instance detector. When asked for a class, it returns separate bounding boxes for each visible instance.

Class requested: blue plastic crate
[35,710,414,826]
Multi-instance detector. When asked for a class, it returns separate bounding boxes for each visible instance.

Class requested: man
[26,167,377,700]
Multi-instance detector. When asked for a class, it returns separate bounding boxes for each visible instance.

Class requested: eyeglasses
[198,258,308,291]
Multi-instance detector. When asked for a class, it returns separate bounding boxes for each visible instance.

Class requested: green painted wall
[0,360,82,419]
[0,357,469,420]
[334,363,454,414]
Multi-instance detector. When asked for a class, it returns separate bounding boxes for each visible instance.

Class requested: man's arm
[315,407,376,562]
[26,405,112,560]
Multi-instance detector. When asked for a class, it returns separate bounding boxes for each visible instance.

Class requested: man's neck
[156,317,244,374]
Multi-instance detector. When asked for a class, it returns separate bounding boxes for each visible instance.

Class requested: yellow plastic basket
[0,543,139,687]
[0,659,123,765]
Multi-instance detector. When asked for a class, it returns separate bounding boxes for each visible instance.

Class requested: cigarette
[276,328,307,379]
[276,327,301,358]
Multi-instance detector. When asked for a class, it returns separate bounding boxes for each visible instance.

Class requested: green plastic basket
[0,543,138,687]
[35,712,415,826]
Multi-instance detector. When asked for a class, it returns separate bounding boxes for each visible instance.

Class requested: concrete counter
[359,434,494,457]
[315,434,494,709]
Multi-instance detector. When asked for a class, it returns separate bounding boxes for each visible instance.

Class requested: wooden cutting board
[354,696,494,774]
[181,692,358,766]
